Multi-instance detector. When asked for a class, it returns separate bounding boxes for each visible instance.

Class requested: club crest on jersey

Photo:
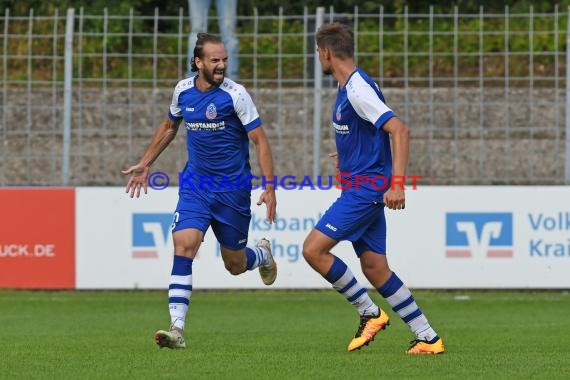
[206,103,217,119]
[336,105,342,121]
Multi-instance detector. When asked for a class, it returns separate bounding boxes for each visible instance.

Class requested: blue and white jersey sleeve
[223,83,262,132]
[168,78,193,120]
[347,73,395,129]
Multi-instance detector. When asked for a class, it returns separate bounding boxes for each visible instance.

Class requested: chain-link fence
[0,6,568,186]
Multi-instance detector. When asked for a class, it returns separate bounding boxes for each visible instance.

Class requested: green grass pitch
[1,290,568,379]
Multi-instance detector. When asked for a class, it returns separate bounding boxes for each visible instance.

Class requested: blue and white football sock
[168,255,193,331]
[245,245,268,270]
[378,272,439,342]
[324,256,379,316]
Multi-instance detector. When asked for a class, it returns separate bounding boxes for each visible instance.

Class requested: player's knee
[174,245,199,258]
[361,256,391,278]
[224,260,244,275]
[302,240,319,263]
[362,264,389,278]
[173,239,200,258]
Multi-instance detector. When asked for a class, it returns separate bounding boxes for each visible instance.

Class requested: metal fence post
[51,9,59,182]
[277,7,283,165]
[253,7,258,92]
[26,9,33,181]
[312,7,324,179]
[479,6,485,181]
[564,7,570,185]
[1,8,9,185]
[429,5,434,180]
[504,5,511,183]
[62,8,74,186]
[529,6,534,179]
[302,6,309,176]
[555,5,560,183]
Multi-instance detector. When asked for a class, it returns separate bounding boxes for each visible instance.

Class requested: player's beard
[202,67,225,86]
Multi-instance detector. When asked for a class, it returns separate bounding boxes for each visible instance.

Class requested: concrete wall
[0,86,566,185]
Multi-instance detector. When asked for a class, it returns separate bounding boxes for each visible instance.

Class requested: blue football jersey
[168,76,262,191]
[332,68,396,200]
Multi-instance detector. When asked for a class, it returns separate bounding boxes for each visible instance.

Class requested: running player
[122,33,277,349]
[303,22,444,354]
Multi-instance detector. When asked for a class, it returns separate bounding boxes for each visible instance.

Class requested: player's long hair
[316,22,354,59]
[190,32,223,72]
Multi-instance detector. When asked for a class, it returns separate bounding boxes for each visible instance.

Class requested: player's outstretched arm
[122,117,181,198]
[382,117,409,210]
[248,125,276,223]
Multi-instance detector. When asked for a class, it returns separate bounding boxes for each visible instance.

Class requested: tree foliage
[2,0,569,16]
[1,1,566,86]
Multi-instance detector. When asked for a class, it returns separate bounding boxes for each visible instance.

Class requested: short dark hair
[190,32,223,72]
[316,22,354,59]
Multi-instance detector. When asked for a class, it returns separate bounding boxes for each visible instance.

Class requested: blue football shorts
[172,187,251,250]
[315,190,387,256]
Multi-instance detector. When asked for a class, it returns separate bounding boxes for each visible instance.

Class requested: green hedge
[1,0,568,86]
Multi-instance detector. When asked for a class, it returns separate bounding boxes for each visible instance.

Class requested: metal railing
[0,6,568,186]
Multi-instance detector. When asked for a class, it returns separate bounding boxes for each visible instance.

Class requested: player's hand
[383,188,405,210]
[257,188,276,224]
[121,164,150,198]
[328,152,339,172]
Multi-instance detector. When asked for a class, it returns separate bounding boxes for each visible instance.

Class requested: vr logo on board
[132,213,174,259]
[446,213,513,258]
